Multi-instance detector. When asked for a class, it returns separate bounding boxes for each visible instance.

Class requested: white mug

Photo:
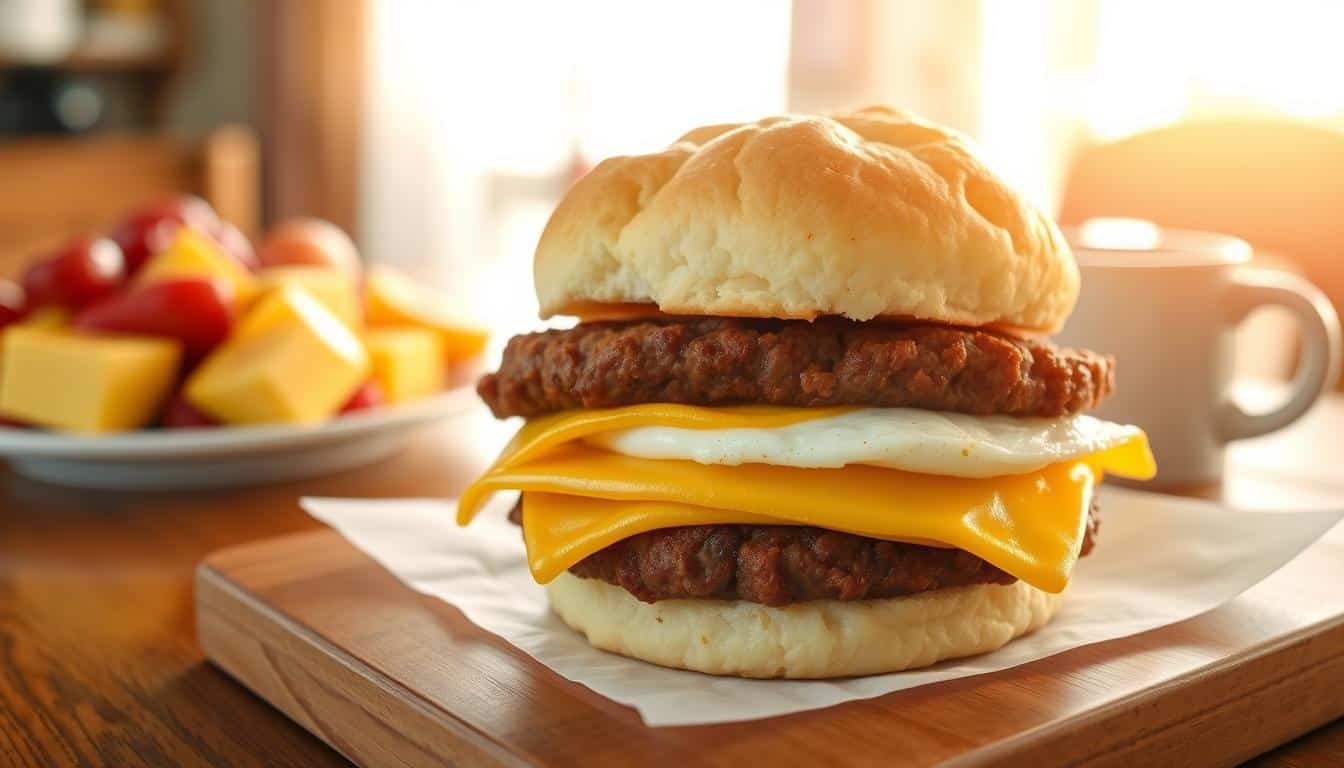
[1055,221,1342,488]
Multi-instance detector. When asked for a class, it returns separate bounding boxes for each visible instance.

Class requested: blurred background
[3,0,1342,379]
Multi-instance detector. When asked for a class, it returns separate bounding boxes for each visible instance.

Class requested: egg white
[584,408,1143,478]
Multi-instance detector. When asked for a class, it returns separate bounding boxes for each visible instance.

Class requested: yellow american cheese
[0,326,180,432]
[185,288,369,424]
[364,266,489,362]
[136,228,259,307]
[233,285,330,343]
[519,494,784,582]
[465,445,1100,592]
[17,307,71,329]
[364,327,445,403]
[456,404,1156,594]
[257,266,363,331]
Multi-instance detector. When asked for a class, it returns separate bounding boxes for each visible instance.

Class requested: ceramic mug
[1055,221,1342,488]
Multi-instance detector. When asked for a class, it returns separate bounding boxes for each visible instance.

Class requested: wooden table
[2,399,1343,767]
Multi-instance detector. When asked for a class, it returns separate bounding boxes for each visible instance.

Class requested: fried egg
[584,408,1146,478]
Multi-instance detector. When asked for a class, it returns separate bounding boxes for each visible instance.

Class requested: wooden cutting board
[196,518,1344,768]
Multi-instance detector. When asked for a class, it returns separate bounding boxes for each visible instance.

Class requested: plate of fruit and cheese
[0,199,486,489]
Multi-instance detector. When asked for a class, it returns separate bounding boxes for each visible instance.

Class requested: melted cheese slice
[457,404,1157,594]
[479,403,1154,480]
[462,445,1126,592]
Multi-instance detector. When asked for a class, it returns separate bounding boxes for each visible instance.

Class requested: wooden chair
[0,125,258,277]
[1059,119,1344,386]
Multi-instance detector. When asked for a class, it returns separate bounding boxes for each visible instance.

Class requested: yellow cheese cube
[257,266,362,331]
[232,285,325,343]
[0,310,68,384]
[365,265,488,362]
[0,326,181,433]
[365,327,445,403]
[185,289,369,425]
[136,228,259,307]
[19,307,71,329]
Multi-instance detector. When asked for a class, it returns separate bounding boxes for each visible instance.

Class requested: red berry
[159,393,220,428]
[111,196,220,274]
[0,280,26,327]
[339,380,386,414]
[74,278,235,362]
[21,237,125,308]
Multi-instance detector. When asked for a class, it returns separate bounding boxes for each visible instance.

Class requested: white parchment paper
[302,488,1342,726]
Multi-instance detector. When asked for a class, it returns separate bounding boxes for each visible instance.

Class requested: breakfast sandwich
[457,106,1155,678]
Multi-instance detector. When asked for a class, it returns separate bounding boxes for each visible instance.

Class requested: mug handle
[1218,269,1342,441]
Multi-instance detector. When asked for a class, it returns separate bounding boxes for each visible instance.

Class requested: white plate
[0,388,476,490]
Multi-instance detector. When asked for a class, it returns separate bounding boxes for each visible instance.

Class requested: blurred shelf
[0,50,173,74]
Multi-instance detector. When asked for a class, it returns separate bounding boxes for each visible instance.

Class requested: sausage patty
[479,317,1113,419]
[512,501,1099,606]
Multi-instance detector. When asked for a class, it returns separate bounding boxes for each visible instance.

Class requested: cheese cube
[231,285,337,344]
[136,228,259,307]
[19,307,71,329]
[185,289,369,425]
[365,266,487,362]
[257,266,362,331]
[0,326,181,433]
[365,327,444,403]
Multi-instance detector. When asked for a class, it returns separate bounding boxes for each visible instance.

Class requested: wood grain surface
[197,497,1344,768]
[198,397,1344,768]
[0,129,260,275]
[0,411,493,767]
[4,400,1344,767]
